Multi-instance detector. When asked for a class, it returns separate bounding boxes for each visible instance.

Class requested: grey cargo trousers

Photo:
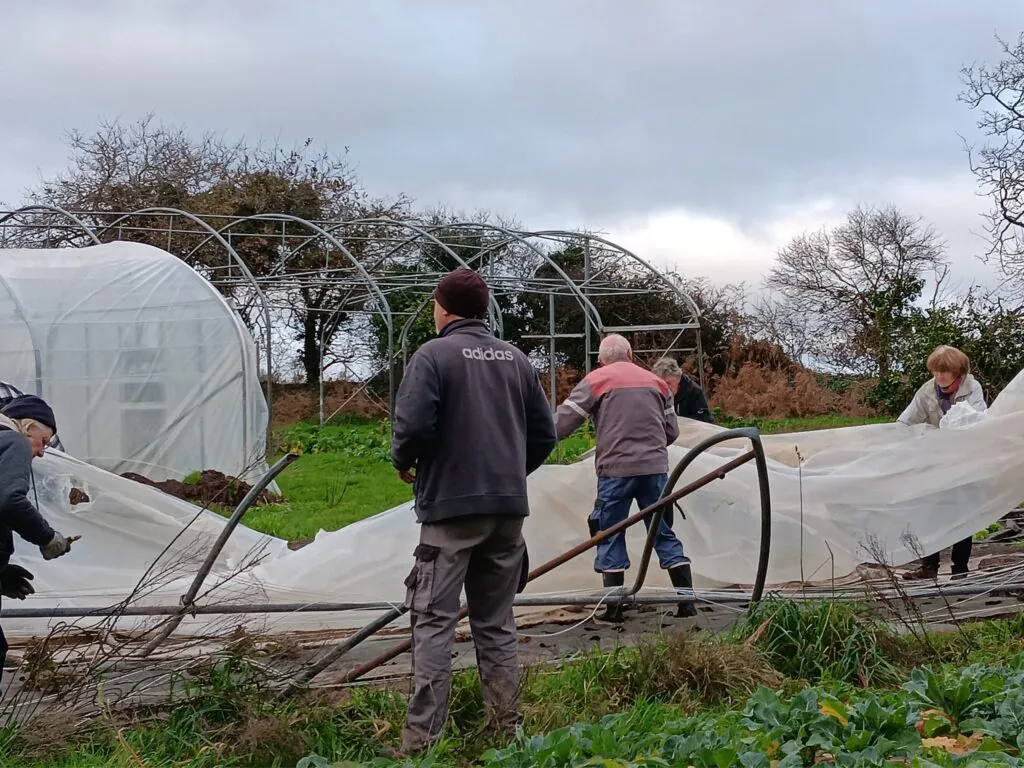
[402,515,528,753]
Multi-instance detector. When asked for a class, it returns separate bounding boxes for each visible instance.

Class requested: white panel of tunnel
[0,243,269,483]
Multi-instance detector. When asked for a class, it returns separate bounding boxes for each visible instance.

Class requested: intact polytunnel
[0,242,270,482]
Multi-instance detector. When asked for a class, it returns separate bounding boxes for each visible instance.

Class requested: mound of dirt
[121,470,278,508]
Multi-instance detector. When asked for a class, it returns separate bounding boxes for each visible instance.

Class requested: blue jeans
[590,474,688,573]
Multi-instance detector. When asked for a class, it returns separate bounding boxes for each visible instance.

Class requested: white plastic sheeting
[5,369,1024,640]
[0,242,269,482]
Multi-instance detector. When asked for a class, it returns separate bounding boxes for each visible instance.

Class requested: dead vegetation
[270,381,385,427]
[711,364,877,418]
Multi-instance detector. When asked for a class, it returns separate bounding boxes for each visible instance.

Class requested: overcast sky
[2,0,1020,291]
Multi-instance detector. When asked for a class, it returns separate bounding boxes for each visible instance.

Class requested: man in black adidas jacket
[391,268,557,755]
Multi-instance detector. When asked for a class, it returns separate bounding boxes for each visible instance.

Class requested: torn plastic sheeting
[5,369,1024,638]
[255,370,1024,617]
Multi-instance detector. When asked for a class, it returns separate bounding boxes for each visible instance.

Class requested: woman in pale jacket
[899,345,986,580]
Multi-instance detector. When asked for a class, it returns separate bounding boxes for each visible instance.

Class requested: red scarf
[935,376,963,414]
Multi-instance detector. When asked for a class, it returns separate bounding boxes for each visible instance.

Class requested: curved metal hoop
[0,205,103,246]
[0,208,706,414]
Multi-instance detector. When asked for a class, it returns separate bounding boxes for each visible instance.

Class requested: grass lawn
[245,414,887,542]
[246,453,414,541]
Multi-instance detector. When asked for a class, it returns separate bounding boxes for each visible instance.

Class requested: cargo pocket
[516,546,530,594]
[587,498,602,538]
[403,544,441,613]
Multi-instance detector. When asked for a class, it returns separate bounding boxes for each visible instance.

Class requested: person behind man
[390,268,557,755]
[0,395,74,693]
[554,335,697,623]
[650,357,715,424]
[898,345,986,581]
[0,382,65,453]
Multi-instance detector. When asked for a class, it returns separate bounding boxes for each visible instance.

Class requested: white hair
[598,334,632,364]
[15,418,51,439]
[651,357,683,379]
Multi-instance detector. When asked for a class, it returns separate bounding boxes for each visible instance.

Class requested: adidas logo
[461,346,514,361]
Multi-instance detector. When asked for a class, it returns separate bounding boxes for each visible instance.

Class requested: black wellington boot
[595,572,625,624]
[668,564,698,618]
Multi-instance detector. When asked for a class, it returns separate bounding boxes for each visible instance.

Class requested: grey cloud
[1,0,1021,225]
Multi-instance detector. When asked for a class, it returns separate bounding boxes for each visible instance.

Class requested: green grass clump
[732,598,902,687]
[714,410,889,434]
[247,451,413,540]
[245,420,597,541]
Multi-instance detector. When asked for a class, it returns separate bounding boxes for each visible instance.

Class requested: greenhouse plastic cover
[5,368,1024,640]
[0,242,269,483]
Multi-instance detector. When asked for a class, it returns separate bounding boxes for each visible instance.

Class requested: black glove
[0,564,35,600]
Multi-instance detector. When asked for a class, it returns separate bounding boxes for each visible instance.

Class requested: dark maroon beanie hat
[433,268,489,319]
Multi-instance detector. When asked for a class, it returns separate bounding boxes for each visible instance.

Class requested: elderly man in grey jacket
[553,335,697,623]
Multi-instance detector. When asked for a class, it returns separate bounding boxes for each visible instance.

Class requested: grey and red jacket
[555,361,680,477]
[391,319,557,525]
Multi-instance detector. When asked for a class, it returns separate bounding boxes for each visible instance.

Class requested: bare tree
[14,114,410,385]
[960,32,1024,293]
[747,294,817,365]
[766,205,948,376]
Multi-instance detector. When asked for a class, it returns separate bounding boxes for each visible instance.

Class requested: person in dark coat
[651,358,715,424]
[391,269,557,754]
[0,395,74,692]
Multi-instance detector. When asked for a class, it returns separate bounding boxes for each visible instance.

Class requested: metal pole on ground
[137,453,299,657]
[299,445,763,688]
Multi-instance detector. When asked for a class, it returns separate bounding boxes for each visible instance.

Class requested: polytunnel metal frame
[0,206,707,418]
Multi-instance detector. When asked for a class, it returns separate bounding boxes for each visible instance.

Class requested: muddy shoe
[951,566,970,581]
[902,565,939,581]
[595,572,626,624]
[594,603,625,624]
[483,710,524,746]
[668,563,699,618]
